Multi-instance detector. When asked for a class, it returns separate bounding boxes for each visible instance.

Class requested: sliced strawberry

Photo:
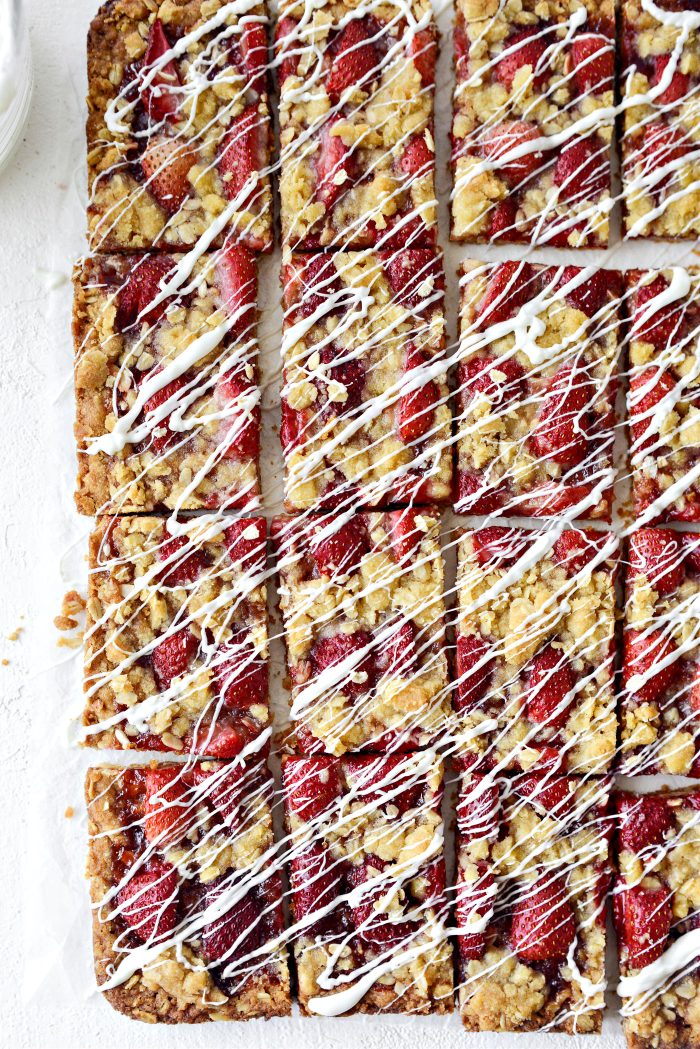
[471,526,524,567]
[617,793,672,854]
[141,136,194,214]
[457,779,499,837]
[639,121,689,183]
[216,636,268,709]
[311,517,369,575]
[116,255,174,330]
[510,875,576,962]
[118,860,178,942]
[144,767,189,846]
[475,261,534,330]
[553,136,608,202]
[384,249,442,310]
[529,366,591,466]
[624,628,680,706]
[686,535,700,574]
[629,367,676,447]
[496,28,547,92]
[215,244,256,333]
[481,120,544,187]
[197,718,257,758]
[214,371,260,458]
[187,762,244,827]
[240,21,268,94]
[275,16,299,84]
[526,645,574,728]
[284,756,341,820]
[619,885,672,969]
[219,104,264,207]
[571,33,613,95]
[202,882,261,962]
[156,535,206,586]
[514,773,576,818]
[294,255,342,317]
[319,344,366,413]
[488,197,519,241]
[409,28,436,86]
[141,20,180,124]
[311,630,374,696]
[461,352,525,403]
[455,633,494,711]
[553,530,598,577]
[291,841,346,934]
[456,867,494,961]
[224,518,265,571]
[382,620,417,676]
[351,867,419,949]
[280,401,305,452]
[557,266,609,317]
[398,347,438,442]
[629,528,685,595]
[389,508,423,563]
[632,276,681,350]
[349,754,423,813]
[399,133,433,178]
[151,627,198,688]
[653,55,690,106]
[326,18,379,101]
[316,120,356,209]
[143,372,188,454]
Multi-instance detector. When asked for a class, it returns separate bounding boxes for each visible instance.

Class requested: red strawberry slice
[319,344,366,413]
[240,21,268,94]
[214,371,260,458]
[475,261,534,330]
[118,860,178,942]
[275,17,299,84]
[557,266,609,317]
[389,508,423,563]
[157,535,206,586]
[311,517,369,576]
[617,793,672,854]
[202,882,261,962]
[144,767,189,846]
[116,255,174,330]
[481,120,544,186]
[399,133,433,178]
[553,530,598,577]
[639,122,689,183]
[529,366,591,466]
[571,33,613,95]
[224,518,265,570]
[629,528,685,595]
[219,104,264,206]
[311,630,374,695]
[196,716,259,758]
[488,197,519,241]
[291,841,346,933]
[382,620,417,676]
[624,629,679,706]
[349,754,423,813]
[510,875,576,962]
[553,137,608,201]
[409,29,436,86]
[457,778,499,837]
[143,372,188,454]
[284,756,341,820]
[526,645,575,728]
[141,136,195,214]
[216,636,268,709]
[653,55,690,106]
[457,867,494,961]
[455,633,494,711]
[280,401,305,453]
[496,28,547,92]
[619,885,672,970]
[142,20,180,124]
[398,347,438,442]
[471,526,524,567]
[326,18,379,101]
[384,249,442,310]
[215,245,256,333]
[514,773,576,818]
[632,275,681,350]
[316,120,356,209]
[629,367,676,447]
[461,352,525,403]
[152,627,198,688]
[686,535,700,574]
[294,255,342,317]
[187,763,244,827]
[352,881,419,949]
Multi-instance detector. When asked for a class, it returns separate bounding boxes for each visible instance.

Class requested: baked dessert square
[281,752,453,1016]
[620,526,700,777]
[87,0,273,252]
[82,514,271,759]
[454,524,618,774]
[455,260,621,520]
[451,0,615,246]
[85,757,290,1022]
[456,769,611,1033]
[620,0,700,239]
[73,248,260,515]
[613,786,700,1049]
[280,250,451,510]
[626,267,700,525]
[272,508,450,754]
[275,0,438,250]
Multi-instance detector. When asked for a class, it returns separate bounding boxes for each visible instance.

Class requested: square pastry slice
[85,757,290,1022]
[73,249,260,514]
[86,0,272,252]
[272,508,450,754]
[626,268,700,526]
[456,261,621,521]
[454,525,618,775]
[613,787,700,1049]
[280,250,451,510]
[620,527,700,778]
[275,0,438,250]
[281,752,453,1016]
[451,0,614,246]
[82,514,270,759]
[456,770,611,1033]
[621,1,700,239]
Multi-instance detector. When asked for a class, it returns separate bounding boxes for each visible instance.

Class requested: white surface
[2,1,699,1047]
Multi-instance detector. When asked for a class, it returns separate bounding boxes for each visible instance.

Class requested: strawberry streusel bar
[85,758,290,1022]
[456,260,621,520]
[456,770,611,1032]
[73,249,260,514]
[87,0,273,252]
[275,0,438,250]
[626,268,700,525]
[613,787,700,1049]
[620,0,700,240]
[272,509,450,755]
[280,250,451,510]
[451,0,615,246]
[454,525,618,775]
[281,752,453,1016]
[82,515,270,759]
[620,527,700,777]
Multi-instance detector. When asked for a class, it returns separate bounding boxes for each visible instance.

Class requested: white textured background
[2,0,697,1046]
